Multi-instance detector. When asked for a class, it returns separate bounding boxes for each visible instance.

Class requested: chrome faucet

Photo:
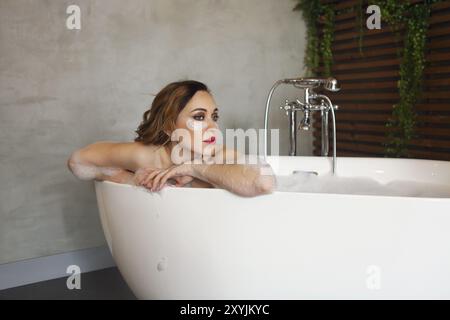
[263,77,340,174]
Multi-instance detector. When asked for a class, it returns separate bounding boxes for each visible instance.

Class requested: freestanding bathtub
[94,156,450,299]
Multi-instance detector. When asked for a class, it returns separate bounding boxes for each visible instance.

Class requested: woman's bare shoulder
[91,142,241,169]
[129,141,166,170]
[73,140,157,172]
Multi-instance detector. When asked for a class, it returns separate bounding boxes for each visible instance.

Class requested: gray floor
[0,267,136,300]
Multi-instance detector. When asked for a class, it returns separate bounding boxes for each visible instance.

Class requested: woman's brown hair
[134,80,210,146]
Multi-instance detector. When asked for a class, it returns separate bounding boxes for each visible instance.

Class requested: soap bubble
[275,173,450,198]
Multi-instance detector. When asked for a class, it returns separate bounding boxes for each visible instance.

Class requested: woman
[67,80,275,197]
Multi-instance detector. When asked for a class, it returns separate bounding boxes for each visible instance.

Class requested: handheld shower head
[324,78,340,92]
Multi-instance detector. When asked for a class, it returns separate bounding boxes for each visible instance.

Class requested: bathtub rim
[94,155,450,201]
[94,179,450,202]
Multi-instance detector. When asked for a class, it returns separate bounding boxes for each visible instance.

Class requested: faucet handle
[280,99,297,115]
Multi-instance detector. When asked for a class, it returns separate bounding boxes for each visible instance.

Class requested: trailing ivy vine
[321,6,335,77]
[294,0,436,158]
[369,0,431,157]
[293,0,334,77]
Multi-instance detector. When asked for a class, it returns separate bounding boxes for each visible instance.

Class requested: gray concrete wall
[0,0,309,265]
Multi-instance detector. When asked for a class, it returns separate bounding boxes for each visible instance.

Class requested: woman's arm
[67,141,146,171]
[67,141,160,183]
[67,156,135,184]
[190,162,275,197]
[150,148,276,197]
[95,169,136,184]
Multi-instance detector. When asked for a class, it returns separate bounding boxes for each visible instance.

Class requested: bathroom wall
[0,0,309,265]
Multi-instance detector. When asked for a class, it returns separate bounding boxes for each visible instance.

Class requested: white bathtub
[94,156,450,299]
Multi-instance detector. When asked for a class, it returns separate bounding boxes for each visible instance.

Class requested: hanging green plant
[369,0,431,157]
[321,5,335,77]
[295,0,435,158]
[385,4,430,157]
[293,0,334,77]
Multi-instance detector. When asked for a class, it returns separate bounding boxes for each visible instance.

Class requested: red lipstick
[203,136,216,144]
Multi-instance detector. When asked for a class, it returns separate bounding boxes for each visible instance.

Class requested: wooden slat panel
[314,140,385,154]
[328,58,401,71]
[313,122,450,137]
[333,35,399,51]
[329,93,450,101]
[423,92,450,99]
[339,81,399,90]
[417,114,450,124]
[428,25,450,38]
[335,27,397,42]
[335,19,357,32]
[312,0,450,161]
[333,21,450,43]
[334,0,358,11]
[333,47,398,62]
[332,113,390,122]
[312,103,449,111]
[320,113,450,124]
[425,65,450,74]
[313,131,450,149]
[313,140,450,161]
[425,78,450,88]
[340,152,377,157]
[334,70,399,80]
[331,93,399,100]
[323,0,450,24]
[313,144,450,161]
[428,52,450,62]
[432,1,450,10]
[429,11,450,24]
[336,78,450,91]
[428,38,450,49]
[334,11,357,22]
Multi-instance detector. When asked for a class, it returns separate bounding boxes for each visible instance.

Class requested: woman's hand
[107,168,136,184]
[133,164,194,191]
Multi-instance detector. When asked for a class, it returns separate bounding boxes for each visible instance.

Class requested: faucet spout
[299,110,311,131]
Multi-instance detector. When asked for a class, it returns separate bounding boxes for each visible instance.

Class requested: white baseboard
[0,246,116,291]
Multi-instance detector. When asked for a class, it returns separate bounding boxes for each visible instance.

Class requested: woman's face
[172,90,221,157]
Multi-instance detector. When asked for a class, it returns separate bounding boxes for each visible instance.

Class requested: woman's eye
[193,114,219,121]
[193,115,204,121]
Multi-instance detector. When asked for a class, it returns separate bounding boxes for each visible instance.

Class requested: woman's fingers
[155,171,174,191]
[136,168,160,189]
[143,170,162,189]
[154,165,194,190]
[134,168,155,185]
[134,165,194,192]
[152,168,172,191]
[133,168,149,185]
[133,167,168,191]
